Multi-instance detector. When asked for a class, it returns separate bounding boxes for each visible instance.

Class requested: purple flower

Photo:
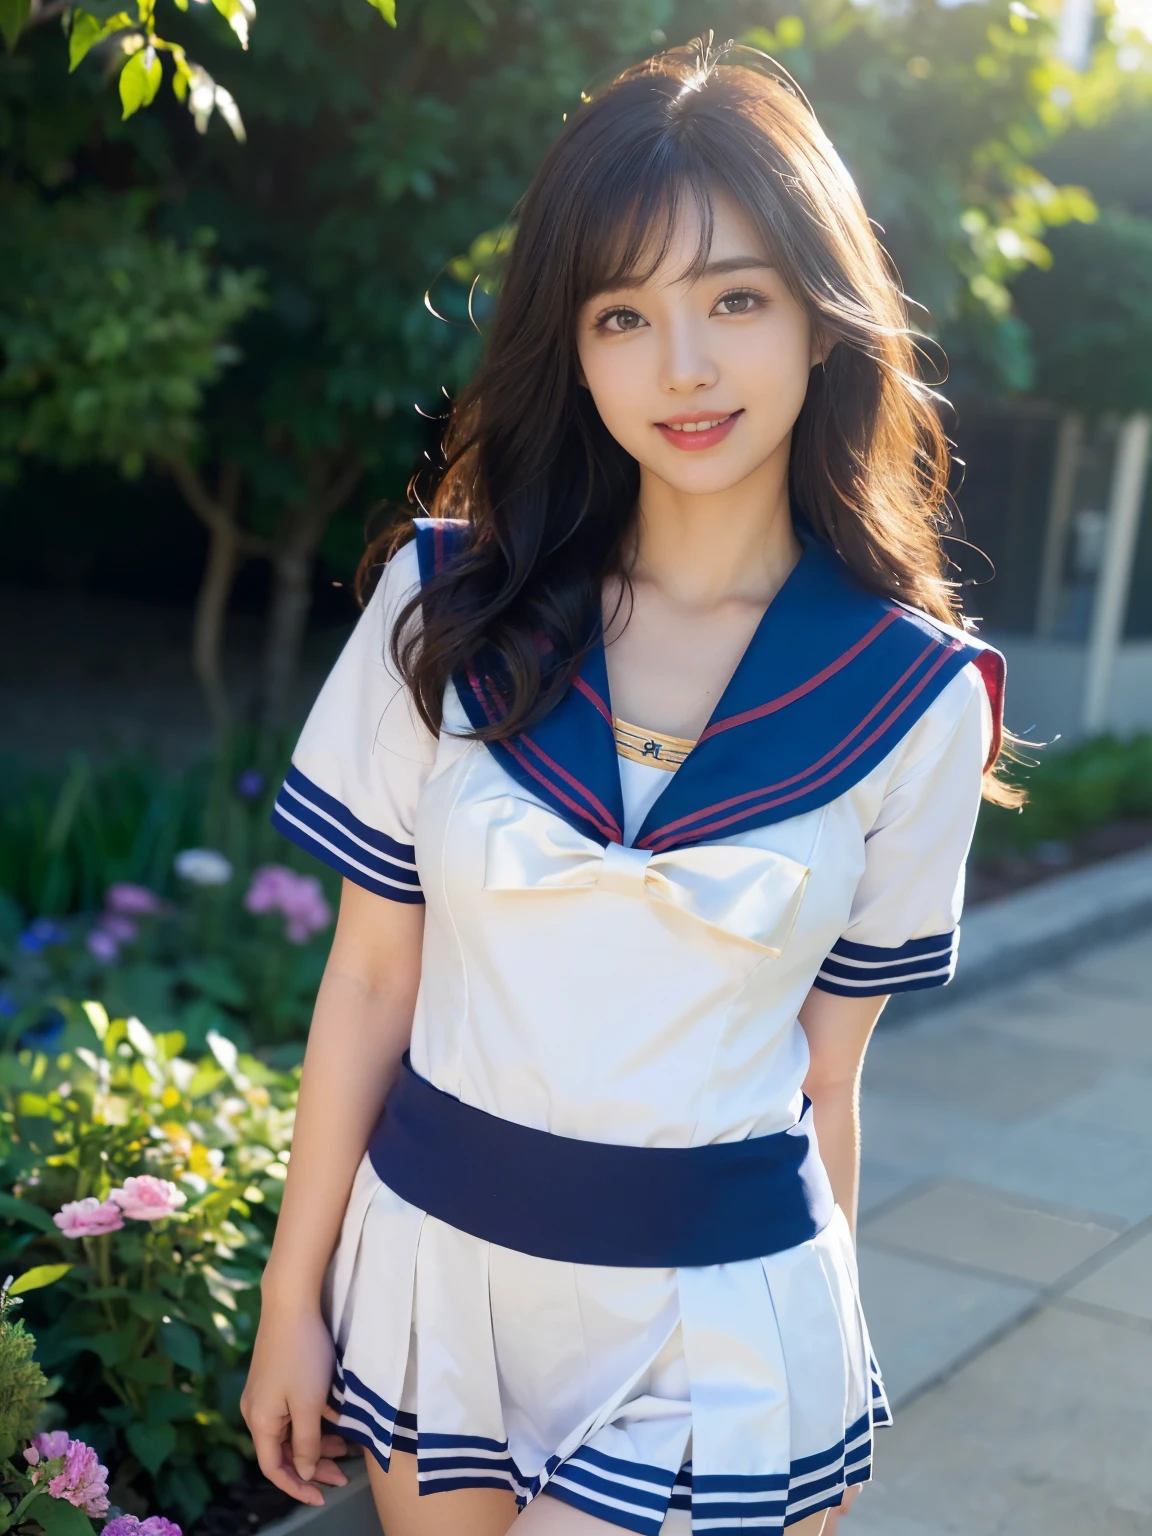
[17,918,69,954]
[105,883,164,916]
[25,1431,70,1464]
[234,767,266,801]
[104,1517,183,1536]
[245,865,332,944]
[99,914,139,944]
[0,989,19,1018]
[25,1433,110,1516]
[86,929,120,964]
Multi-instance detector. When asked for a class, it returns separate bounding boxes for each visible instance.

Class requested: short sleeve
[271,541,434,903]
[813,664,991,997]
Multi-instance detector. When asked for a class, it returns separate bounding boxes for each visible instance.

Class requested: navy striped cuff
[270,765,423,904]
[813,931,958,996]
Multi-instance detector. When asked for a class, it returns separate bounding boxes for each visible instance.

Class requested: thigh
[365,1446,519,1536]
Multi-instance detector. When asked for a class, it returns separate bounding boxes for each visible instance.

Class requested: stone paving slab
[856,1244,1037,1407]
[848,1307,1152,1535]
[1064,1226,1152,1324]
[862,1180,1123,1286]
[850,926,1152,1532]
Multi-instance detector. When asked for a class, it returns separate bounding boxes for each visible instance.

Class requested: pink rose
[25,1434,109,1517]
[110,1175,187,1222]
[105,883,164,916]
[53,1197,125,1239]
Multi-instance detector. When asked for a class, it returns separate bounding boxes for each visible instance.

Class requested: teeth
[665,415,732,432]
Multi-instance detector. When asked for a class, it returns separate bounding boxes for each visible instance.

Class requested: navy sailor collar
[414,518,1005,852]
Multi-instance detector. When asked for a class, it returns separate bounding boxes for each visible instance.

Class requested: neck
[629,440,801,608]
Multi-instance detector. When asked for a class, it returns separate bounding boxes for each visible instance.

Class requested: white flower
[174,848,234,886]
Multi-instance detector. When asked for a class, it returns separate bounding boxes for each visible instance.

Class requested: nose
[657,314,719,396]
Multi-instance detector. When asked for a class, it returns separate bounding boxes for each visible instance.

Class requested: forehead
[579,182,772,299]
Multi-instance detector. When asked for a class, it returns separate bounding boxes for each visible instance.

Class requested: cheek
[579,346,646,436]
[733,322,813,411]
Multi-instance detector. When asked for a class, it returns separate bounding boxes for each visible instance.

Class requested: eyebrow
[604,256,774,291]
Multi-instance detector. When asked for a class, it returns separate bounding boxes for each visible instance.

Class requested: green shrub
[0,1286,51,1448]
[0,1006,298,1525]
[975,733,1152,858]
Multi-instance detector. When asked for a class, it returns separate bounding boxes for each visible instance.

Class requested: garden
[2,0,1152,1530]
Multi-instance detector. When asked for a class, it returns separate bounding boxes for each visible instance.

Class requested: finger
[289,1402,326,1485]
[319,1432,350,1458]
[311,1457,350,1488]
[321,1403,342,1423]
[251,1424,325,1507]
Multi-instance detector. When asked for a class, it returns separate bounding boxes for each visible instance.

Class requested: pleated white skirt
[322,1153,891,1534]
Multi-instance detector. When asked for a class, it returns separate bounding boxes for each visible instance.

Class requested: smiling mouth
[659,412,738,433]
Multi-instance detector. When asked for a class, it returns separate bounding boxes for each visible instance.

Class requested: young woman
[242,39,1008,1536]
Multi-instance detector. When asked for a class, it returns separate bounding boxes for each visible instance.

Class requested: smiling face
[575,189,823,499]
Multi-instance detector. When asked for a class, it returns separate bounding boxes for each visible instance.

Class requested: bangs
[570,159,734,304]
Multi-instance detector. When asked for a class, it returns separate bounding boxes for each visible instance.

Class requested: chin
[644,455,764,495]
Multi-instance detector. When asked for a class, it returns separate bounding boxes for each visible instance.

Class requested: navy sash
[368,1057,836,1268]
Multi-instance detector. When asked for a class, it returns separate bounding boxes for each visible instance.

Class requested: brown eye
[716,291,761,315]
[598,308,646,333]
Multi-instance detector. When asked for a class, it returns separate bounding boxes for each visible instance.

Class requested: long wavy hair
[362,39,1019,804]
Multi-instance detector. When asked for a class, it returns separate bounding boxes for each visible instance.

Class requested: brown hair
[363,38,1020,805]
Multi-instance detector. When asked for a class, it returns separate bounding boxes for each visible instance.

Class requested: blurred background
[0,2,1150,1534]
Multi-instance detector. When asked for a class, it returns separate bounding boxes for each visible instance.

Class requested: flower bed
[0,1006,299,1528]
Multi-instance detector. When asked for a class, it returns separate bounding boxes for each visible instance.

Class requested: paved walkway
[849,926,1152,1535]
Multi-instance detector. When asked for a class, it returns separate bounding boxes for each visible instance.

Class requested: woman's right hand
[241,1300,352,1506]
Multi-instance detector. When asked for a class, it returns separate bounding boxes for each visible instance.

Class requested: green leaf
[0,0,30,55]
[32,1496,98,1536]
[120,44,163,119]
[127,1418,177,1474]
[0,1192,57,1233]
[363,0,396,24]
[146,1385,198,1422]
[122,1354,170,1386]
[159,1319,203,1374]
[88,1323,138,1367]
[7,1263,73,1296]
[68,9,134,71]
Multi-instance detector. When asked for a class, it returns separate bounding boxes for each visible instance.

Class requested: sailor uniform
[272,519,1003,1532]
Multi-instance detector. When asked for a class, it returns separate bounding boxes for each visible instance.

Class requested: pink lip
[654,409,742,451]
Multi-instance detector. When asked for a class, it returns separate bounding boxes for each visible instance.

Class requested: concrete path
[849,926,1152,1535]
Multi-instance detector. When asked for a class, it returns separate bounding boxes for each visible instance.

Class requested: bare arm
[798,988,888,1240]
[242,878,424,1503]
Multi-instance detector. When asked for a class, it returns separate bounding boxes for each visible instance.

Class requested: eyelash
[592,288,767,332]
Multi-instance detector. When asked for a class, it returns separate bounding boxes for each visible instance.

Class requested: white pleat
[413,1217,510,1462]
[677,1259,792,1479]
[761,1208,866,1459]
[326,1158,424,1395]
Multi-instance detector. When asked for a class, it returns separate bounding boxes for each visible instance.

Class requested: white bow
[483,800,809,955]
